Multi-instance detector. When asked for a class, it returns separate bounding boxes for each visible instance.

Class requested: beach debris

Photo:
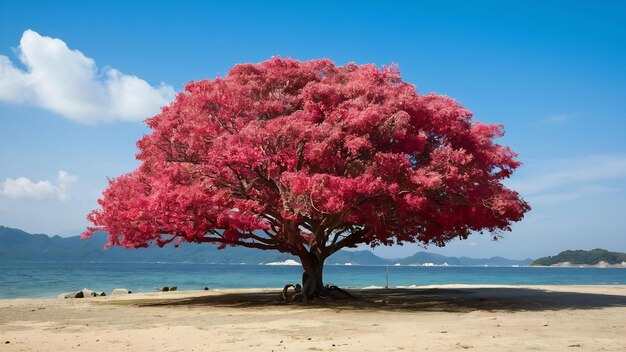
[568,344,582,348]
[111,288,131,296]
[5,341,9,344]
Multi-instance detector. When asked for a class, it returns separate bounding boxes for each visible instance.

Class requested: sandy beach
[1,285,625,351]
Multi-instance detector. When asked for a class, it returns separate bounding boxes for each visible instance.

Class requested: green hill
[530,249,626,266]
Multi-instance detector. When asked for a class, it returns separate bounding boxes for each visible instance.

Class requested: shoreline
[5,260,626,267]
[1,285,625,351]
[3,283,626,301]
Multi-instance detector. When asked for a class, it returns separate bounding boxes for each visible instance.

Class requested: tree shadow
[124,287,626,313]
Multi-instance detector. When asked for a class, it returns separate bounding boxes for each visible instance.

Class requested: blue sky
[0,0,624,259]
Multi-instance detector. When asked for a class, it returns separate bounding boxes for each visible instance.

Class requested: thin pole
[385,265,389,289]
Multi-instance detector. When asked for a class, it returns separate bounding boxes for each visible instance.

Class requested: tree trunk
[299,253,325,302]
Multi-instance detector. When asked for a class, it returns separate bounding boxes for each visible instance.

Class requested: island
[531,249,626,267]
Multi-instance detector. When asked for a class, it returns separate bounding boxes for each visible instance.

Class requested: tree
[83,58,530,301]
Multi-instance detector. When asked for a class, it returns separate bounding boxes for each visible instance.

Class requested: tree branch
[327,228,367,254]
[198,235,287,252]
[296,141,306,171]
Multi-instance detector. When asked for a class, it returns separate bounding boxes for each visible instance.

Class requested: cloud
[506,155,626,206]
[508,155,626,195]
[0,30,175,123]
[1,171,77,201]
[537,113,573,125]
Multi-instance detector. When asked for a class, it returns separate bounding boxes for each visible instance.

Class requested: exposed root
[281,284,295,302]
[281,283,356,303]
[291,292,305,303]
[323,285,355,299]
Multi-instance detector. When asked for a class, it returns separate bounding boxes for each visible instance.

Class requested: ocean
[1,262,625,299]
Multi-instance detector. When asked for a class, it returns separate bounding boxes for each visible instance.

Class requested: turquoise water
[1,262,625,299]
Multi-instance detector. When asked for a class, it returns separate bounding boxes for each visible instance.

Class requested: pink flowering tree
[84,58,530,300]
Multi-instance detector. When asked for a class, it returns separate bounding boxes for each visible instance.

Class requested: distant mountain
[531,249,626,266]
[0,225,530,266]
[0,225,290,264]
[396,251,532,266]
[328,249,391,265]
[0,225,378,264]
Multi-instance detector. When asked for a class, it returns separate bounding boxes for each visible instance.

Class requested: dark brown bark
[298,251,326,302]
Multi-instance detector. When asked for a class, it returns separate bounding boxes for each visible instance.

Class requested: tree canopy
[84,58,530,299]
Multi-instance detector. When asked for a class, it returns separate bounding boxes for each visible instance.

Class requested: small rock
[5,341,10,344]
[162,286,169,292]
[81,288,96,297]
[169,286,177,291]
[59,291,88,299]
[204,287,209,290]
[111,288,130,296]
[568,344,582,348]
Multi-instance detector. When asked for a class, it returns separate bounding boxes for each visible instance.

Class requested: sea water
[0,262,625,299]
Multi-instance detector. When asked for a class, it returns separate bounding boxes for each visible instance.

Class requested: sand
[1,285,625,351]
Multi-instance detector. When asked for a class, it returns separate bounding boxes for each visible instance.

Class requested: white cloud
[508,155,626,195]
[506,155,626,206]
[0,30,175,123]
[537,113,573,125]
[1,171,77,201]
